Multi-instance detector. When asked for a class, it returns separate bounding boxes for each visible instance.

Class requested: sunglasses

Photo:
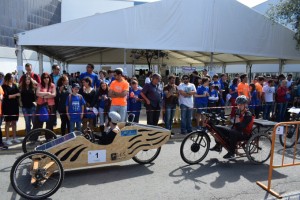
[43,77,50,79]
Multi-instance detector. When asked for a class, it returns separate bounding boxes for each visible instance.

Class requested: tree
[130,50,168,71]
[267,0,300,49]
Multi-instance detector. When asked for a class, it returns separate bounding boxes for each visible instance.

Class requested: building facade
[0,0,61,47]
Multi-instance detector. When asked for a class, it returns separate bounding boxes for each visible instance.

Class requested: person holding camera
[56,75,72,135]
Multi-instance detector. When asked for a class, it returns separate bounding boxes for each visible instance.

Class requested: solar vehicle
[10,120,170,200]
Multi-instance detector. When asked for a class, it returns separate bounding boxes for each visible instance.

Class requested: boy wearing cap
[66,83,86,132]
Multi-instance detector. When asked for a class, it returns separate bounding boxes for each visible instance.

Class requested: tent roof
[16,0,300,65]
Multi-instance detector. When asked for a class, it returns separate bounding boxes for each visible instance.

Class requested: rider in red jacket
[210,95,254,159]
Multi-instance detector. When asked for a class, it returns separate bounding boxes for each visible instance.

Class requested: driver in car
[210,95,254,159]
[98,111,121,145]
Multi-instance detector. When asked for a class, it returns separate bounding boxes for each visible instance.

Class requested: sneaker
[209,144,222,152]
[223,152,235,159]
[12,138,21,144]
[180,132,188,135]
[0,143,8,150]
[5,140,13,146]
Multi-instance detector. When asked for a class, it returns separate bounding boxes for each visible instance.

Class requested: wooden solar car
[10,122,171,200]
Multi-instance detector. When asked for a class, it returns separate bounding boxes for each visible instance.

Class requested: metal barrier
[256,121,300,199]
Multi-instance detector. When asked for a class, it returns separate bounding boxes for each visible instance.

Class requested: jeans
[22,106,36,134]
[110,106,127,122]
[276,102,288,122]
[98,107,108,125]
[145,104,161,126]
[70,121,81,132]
[263,102,273,120]
[180,104,193,133]
[165,104,176,130]
[60,113,70,135]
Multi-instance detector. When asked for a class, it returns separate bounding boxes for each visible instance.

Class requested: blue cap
[72,83,80,89]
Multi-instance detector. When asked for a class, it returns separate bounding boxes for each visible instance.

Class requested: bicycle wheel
[246,133,272,164]
[279,125,299,148]
[22,128,57,153]
[10,151,64,200]
[132,147,161,164]
[180,131,210,165]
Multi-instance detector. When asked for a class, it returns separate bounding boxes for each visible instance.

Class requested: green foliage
[267,0,300,49]
[130,50,168,70]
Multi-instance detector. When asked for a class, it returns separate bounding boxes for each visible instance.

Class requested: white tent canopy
[16,0,300,66]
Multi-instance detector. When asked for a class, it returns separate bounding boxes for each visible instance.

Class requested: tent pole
[246,62,252,83]
[124,48,127,75]
[222,63,226,74]
[210,52,214,75]
[38,52,43,75]
[50,57,54,66]
[16,44,23,79]
[66,63,69,73]
[62,62,66,72]
[279,59,285,75]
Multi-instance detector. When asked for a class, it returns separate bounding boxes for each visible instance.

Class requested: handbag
[38,103,49,122]
[38,86,50,122]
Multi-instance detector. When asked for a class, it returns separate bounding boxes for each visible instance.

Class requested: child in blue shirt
[208,83,219,113]
[194,77,209,130]
[66,83,86,132]
[127,80,143,123]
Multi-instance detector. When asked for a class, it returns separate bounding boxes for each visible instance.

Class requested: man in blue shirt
[141,73,163,126]
[79,64,100,88]
[50,64,61,86]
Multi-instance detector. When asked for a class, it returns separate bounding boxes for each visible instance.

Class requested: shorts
[196,103,207,114]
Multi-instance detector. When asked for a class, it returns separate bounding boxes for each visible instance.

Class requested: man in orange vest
[210,95,254,159]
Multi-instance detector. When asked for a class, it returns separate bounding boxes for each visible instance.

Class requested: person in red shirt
[276,80,289,122]
[19,63,41,87]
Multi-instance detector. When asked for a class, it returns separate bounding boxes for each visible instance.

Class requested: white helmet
[109,111,121,124]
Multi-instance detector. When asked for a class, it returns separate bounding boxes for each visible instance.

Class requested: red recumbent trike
[180,112,272,165]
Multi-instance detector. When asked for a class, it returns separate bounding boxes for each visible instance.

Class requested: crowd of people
[0,63,299,150]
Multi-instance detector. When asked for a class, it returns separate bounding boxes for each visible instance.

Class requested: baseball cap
[72,83,80,89]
